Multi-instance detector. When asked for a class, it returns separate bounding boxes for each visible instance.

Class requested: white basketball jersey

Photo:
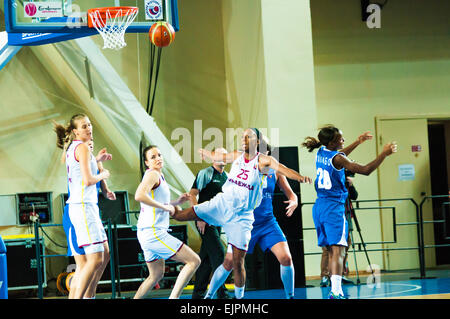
[222,152,265,212]
[66,140,99,204]
[137,171,171,231]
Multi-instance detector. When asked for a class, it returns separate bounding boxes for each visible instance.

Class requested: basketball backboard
[4,0,179,34]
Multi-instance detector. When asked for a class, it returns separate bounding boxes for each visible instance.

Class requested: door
[377,118,434,271]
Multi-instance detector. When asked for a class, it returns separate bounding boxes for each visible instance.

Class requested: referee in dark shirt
[190,148,230,299]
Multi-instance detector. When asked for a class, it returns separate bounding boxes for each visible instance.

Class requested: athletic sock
[204,265,231,299]
[234,285,245,299]
[280,264,295,299]
[330,275,343,296]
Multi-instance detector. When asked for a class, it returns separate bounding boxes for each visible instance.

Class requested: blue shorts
[247,220,286,254]
[63,204,84,256]
[312,198,348,247]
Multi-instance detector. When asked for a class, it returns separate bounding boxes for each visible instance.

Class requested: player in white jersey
[64,139,115,299]
[54,114,111,299]
[171,128,312,299]
[133,145,200,299]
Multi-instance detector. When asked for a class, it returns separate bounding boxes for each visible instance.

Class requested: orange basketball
[149,22,175,47]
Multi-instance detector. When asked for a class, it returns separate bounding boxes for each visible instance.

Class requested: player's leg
[64,210,87,299]
[224,216,252,299]
[324,201,348,298]
[134,259,165,299]
[68,254,86,299]
[231,245,247,299]
[320,247,330,287]
[328,244,346,296]
[204,246,233,299]
[71,248,104,299]
[84,241,110,299]
[169,244,201,299]
[270,241,295,299]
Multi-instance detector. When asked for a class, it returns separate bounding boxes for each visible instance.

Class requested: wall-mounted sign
[398,164,415,181]
[411,145,422,152]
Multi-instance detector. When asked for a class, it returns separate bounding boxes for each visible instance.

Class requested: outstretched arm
[340,131,373,156]
[333,142,397,176]
[260,154,312,184]
[198,148,241,164]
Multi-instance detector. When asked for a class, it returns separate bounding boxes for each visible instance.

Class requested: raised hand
[383,142,398,156]
[96,148,112,162]
[358,131,373,144]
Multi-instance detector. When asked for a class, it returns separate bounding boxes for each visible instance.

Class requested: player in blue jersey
[302,125,397,299]
[247,167,298,299]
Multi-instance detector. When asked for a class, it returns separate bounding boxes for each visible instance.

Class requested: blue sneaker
[327,292,346,299]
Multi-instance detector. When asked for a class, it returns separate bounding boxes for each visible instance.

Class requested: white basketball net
[89,8,138,50]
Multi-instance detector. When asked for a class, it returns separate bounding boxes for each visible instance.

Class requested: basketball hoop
[87,6,139,50]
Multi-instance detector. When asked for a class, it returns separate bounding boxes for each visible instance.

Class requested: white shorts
[68,203,107,253]
[137,227,184,262]
[193,193,254,251]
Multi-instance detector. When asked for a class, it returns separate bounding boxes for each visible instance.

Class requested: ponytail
[302,124,341,152]
[53,121,68,150]
[302,136,322,152]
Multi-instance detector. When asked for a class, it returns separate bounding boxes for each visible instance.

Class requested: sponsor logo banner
[24,2,63,18]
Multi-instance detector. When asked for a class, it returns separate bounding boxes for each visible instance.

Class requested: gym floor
[89,267,450,299]
[7,267,450,300]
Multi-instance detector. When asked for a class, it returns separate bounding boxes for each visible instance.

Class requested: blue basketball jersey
[314,146,348,203]
[253,168,277,226]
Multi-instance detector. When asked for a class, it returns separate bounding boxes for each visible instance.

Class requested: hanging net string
[88,7,139,50]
